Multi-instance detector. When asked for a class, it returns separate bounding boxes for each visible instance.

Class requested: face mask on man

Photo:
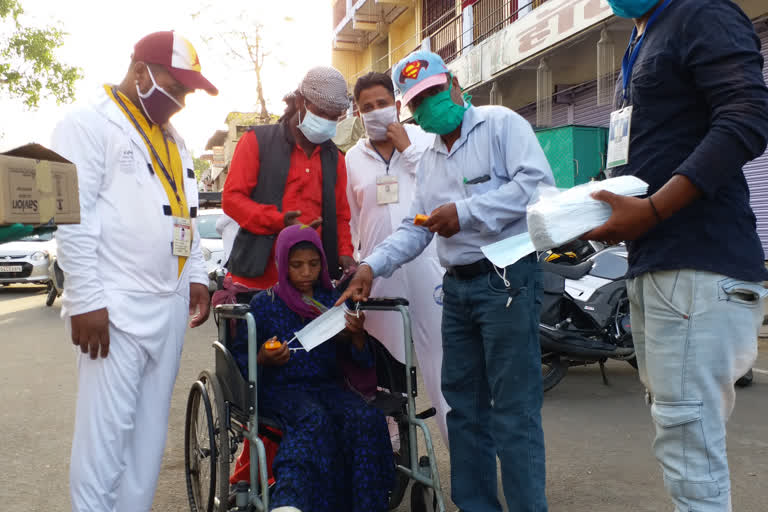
[136,66,184,126]
[298,106,338,144]
[605,0,661,18]
[361,105,398,141]
[412,77,470,135]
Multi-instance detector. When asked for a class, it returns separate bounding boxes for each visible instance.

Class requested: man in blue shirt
[339,50,554,512]
[586,1,768,511]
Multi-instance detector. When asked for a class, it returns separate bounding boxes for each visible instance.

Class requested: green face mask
[412,79,471,135]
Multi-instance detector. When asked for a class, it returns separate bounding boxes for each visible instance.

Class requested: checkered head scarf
[299,66,350,113]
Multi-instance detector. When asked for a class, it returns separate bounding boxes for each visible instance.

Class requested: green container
[534,125,608,188]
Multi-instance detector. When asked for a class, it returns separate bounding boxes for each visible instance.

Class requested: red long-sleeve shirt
[222,129,353,289]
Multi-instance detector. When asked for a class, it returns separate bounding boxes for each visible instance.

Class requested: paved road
[2,284,767,511]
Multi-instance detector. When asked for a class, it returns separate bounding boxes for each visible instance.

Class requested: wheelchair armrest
[358,297,409,310]
[214,304,251,319]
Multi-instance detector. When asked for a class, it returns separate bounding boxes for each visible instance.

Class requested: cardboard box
[0,143,80,225]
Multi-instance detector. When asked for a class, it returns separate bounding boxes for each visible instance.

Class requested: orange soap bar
[414,214,429,226]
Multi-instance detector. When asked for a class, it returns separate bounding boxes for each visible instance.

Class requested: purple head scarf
[273,224,334,319]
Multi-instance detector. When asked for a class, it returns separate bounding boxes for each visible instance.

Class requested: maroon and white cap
[133,31,218,96]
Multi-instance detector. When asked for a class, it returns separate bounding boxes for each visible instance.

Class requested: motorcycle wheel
[45,286,57,307]
[542,355,568,392]
[735,369,754,388]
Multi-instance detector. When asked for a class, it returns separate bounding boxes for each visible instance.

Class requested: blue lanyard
[111,87,182,203]
[621,0,674,105]
[370,142,394,174]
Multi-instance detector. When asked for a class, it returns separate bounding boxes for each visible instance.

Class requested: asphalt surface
[2,283,767,512]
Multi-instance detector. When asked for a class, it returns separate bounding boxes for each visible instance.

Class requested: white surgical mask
[291,305,356,351]
[298,108,338,144]
[362,105,398,141]
[481,231,536,269]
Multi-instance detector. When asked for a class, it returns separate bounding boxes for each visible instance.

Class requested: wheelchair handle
[358,297,410,310]
[415,407,437,420]
[214,303,251,320]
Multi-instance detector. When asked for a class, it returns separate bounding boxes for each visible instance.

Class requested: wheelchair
[183,298,447,512]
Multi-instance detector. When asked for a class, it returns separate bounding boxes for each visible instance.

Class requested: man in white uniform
[346,72,449,443]
[51,32,216,511]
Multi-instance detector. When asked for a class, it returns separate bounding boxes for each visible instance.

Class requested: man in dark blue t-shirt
[586,1,768,511]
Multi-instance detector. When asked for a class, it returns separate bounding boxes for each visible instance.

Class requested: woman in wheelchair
[229,225,394,512]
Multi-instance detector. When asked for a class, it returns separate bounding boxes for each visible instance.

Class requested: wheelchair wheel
[45,285,57,307]
[371,340,411,510]
[389,412,411,509]
[203,371,233,511]
[410,481,438,512]
[185,371,231,512]
[185,378,216,512]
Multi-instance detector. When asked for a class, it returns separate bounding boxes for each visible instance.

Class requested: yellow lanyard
[107,85,190,275]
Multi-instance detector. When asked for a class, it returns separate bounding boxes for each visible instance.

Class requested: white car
[0,231,56,286]
[197,208,227,292]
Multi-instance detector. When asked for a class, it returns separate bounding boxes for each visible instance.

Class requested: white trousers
[69,294,188,512]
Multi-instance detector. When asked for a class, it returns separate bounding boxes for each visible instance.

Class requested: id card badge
[172,217,192,257]
[606,106,633,169]
[376,175,399,205]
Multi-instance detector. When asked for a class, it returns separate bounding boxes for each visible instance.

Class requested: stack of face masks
[481,176,648,269]
[526,176,648,251]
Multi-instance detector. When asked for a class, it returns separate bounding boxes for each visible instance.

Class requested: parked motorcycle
[539,240,636,392]
[539,240,755,391]
[45,258,64,307]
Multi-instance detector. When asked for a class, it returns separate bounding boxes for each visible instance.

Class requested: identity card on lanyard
[371,142,399,205]
[377,175,399,205]
[173,217,192,257]
[607,107,633,169]
[606,0,673,170]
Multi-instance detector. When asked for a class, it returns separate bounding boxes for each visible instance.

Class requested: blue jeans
[441,256,547,512]
[627,270,764,512]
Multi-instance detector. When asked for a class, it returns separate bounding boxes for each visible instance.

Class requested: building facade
[331,0,768,253]
[204,112,274,192]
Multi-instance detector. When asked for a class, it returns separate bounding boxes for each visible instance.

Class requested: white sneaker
[272,507,302,512]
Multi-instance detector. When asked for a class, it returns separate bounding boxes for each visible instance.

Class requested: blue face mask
[606,0,660,18]
[298,108,338,144]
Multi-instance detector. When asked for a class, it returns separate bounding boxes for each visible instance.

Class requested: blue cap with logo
[392,50,450,105]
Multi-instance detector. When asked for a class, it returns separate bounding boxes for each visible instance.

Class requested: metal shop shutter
[517,100,569,129]
[743,27,768,255]
[573,82,613,127]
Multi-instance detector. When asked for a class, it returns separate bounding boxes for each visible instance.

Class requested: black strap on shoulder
[227,122,341,279]
[319,139,340,279]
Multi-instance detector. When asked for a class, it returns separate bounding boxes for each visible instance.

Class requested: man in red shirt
[223,66,355,289]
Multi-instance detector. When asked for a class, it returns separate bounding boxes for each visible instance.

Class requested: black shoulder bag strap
[227,123,292,278]
[320,140,341,280]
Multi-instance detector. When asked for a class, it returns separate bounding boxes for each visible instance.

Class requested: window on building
[422,0,458,62]
[235,125,250,141]
[473,0,506,45]
[333,0,346,30]
[372,36,390,74]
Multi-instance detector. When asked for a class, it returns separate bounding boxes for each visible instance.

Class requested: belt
[446,258,495,280]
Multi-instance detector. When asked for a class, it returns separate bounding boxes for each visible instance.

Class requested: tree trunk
[254,62,270,123]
